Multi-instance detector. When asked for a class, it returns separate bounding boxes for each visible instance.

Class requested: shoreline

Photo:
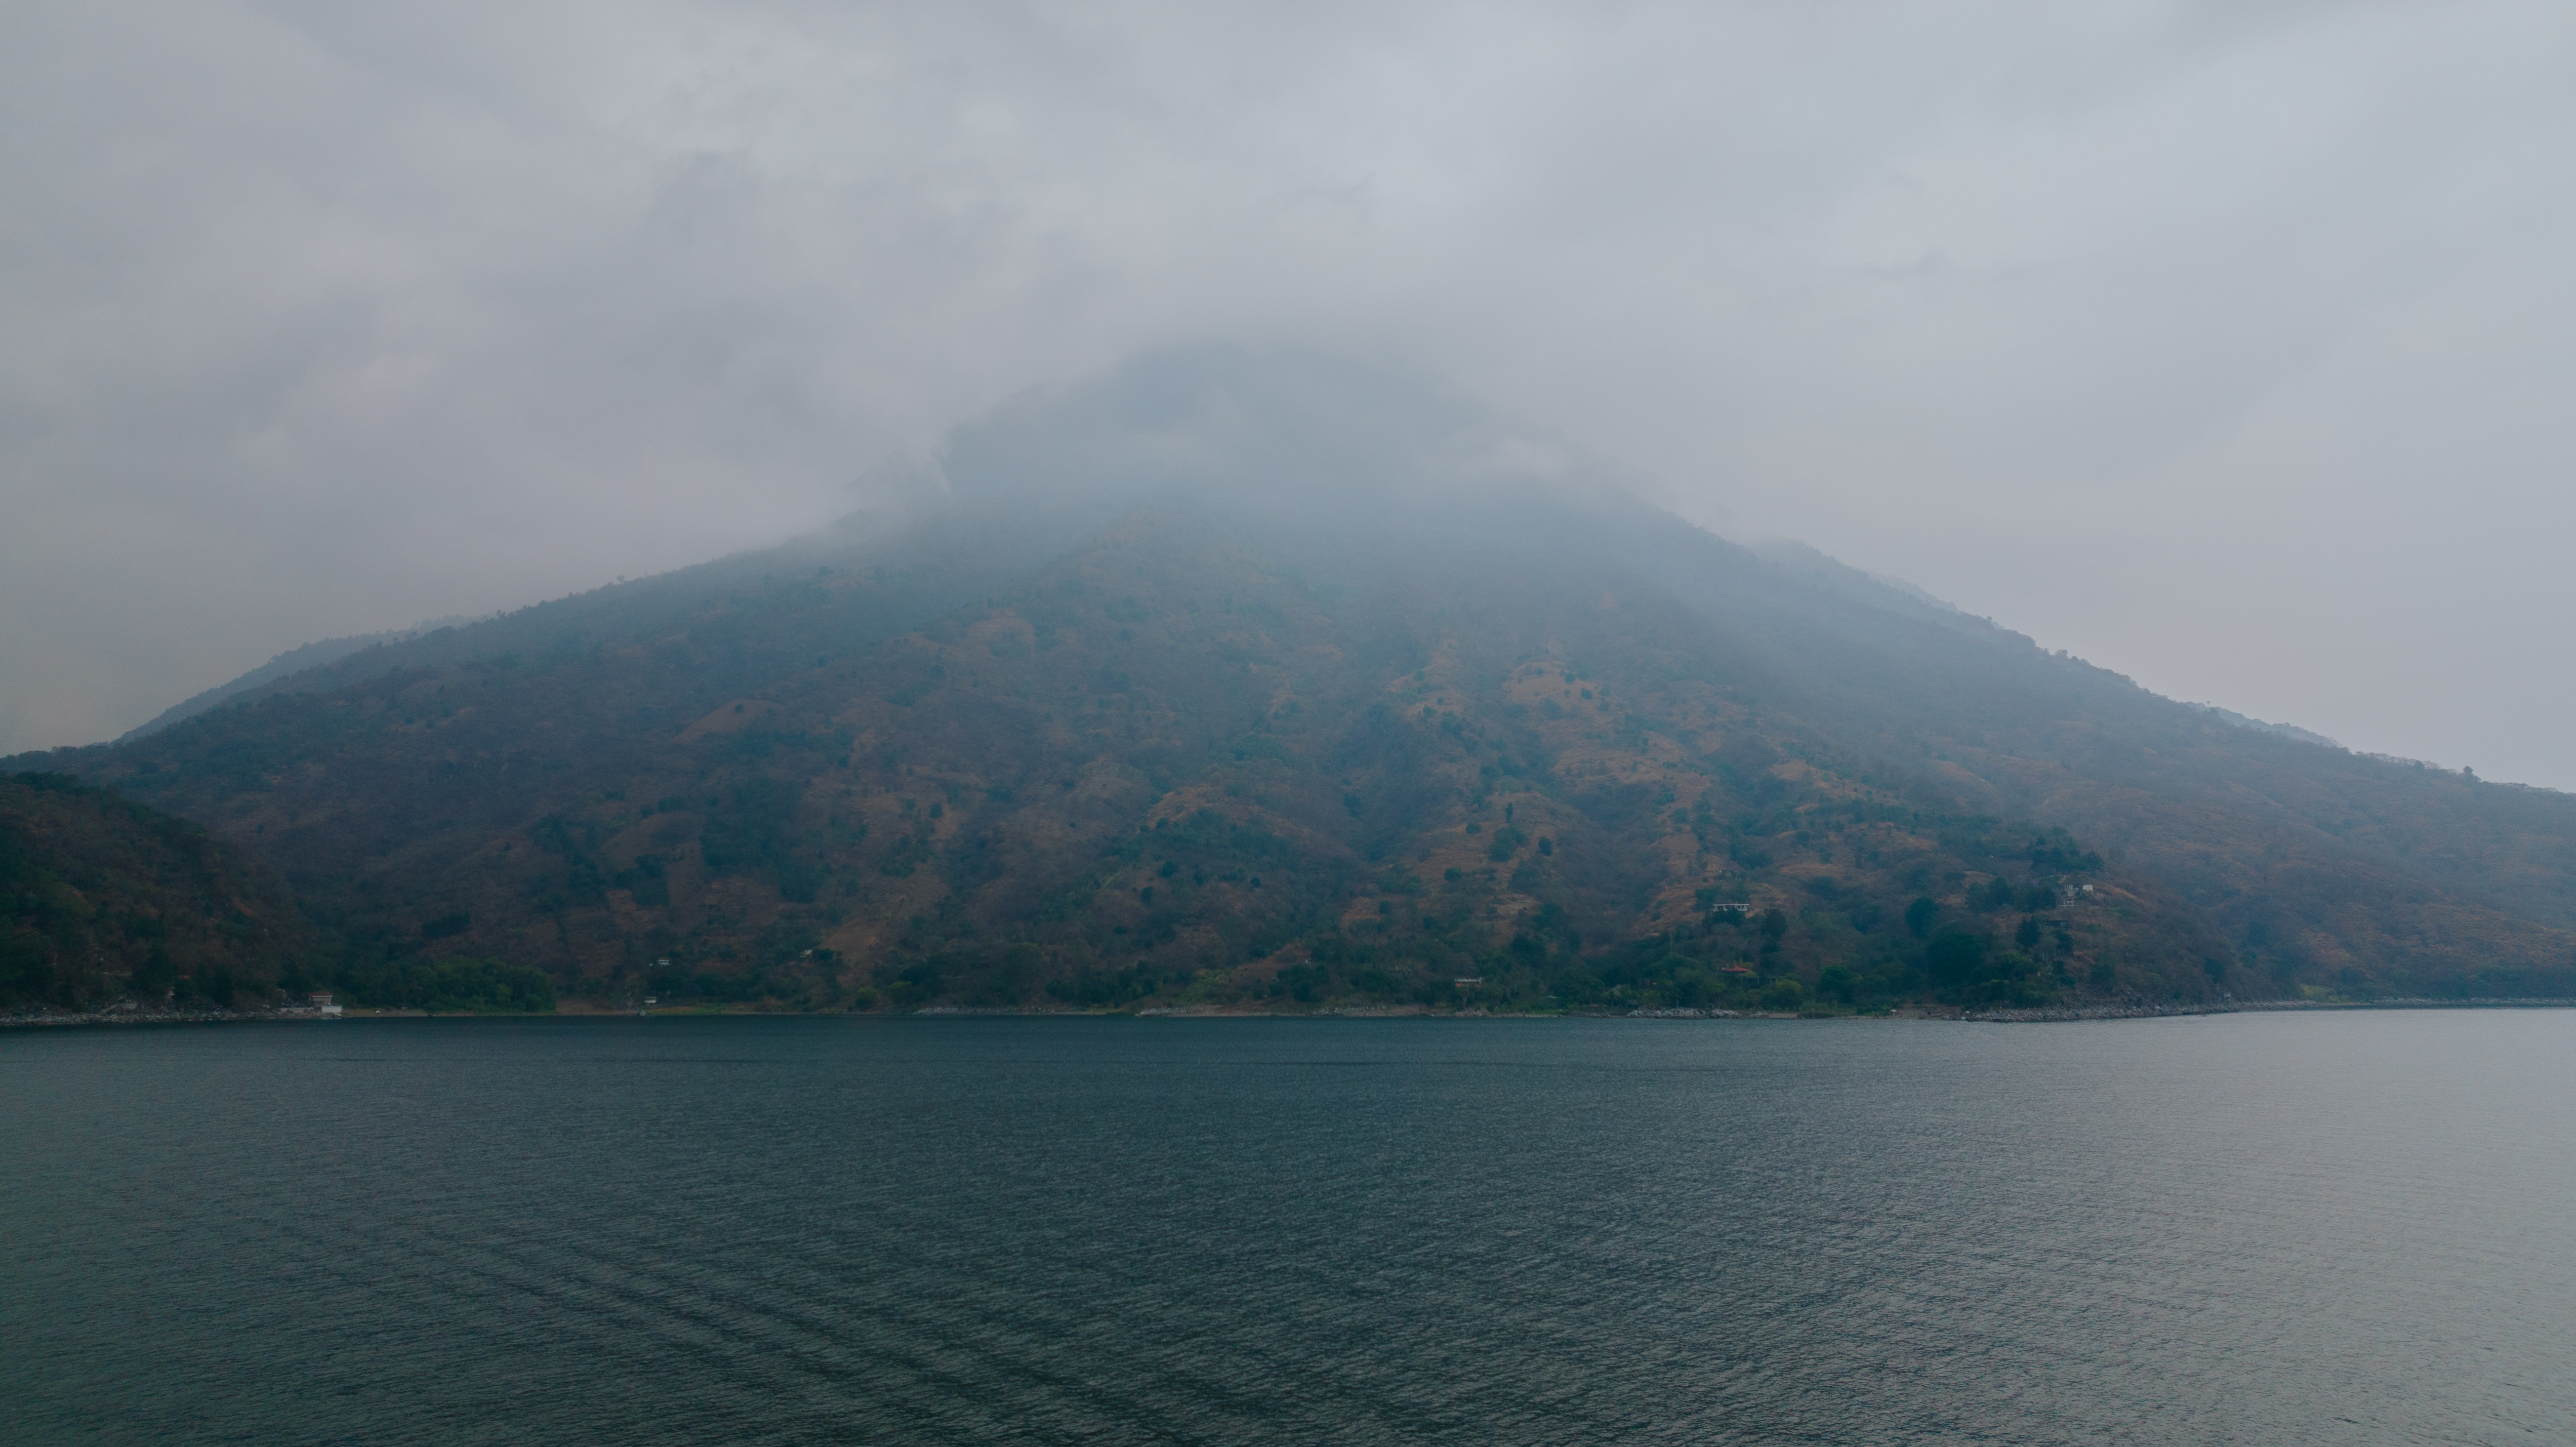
[1965,996,2576,1023]
[12,996,2576,1030]
[0,1005,543,1029]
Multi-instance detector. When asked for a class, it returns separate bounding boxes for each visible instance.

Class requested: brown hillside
[0,771,316,1008]
[18,348,2576,1011]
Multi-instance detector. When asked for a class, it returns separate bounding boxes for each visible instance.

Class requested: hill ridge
[12,349,2575,1012]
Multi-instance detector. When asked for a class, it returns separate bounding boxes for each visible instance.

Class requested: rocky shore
[1967,997,2576,1023]
[17,997,2572,1029]
[2,1005,343,1028]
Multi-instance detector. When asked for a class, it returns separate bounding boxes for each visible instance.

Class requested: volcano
[22,348,2576,1014]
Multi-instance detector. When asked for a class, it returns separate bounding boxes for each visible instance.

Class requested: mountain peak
[14,354,2576,1015]
[942,344,1624,515]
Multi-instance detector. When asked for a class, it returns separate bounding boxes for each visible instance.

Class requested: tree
[1925,928,1986,990]
[131,942,176,997]
[1905,897,1939,939]
[1816,964,1856,1005]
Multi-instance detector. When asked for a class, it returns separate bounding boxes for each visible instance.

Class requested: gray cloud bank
[5,2,2573,784]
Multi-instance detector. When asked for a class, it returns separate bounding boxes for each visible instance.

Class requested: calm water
[4,1013,2572,1446]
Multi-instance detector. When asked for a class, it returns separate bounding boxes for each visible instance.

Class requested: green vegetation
[337,956,556,1013]
[0,771,316,1009]
[16,480,2576,1018]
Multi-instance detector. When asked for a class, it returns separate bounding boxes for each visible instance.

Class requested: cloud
[3,0,2572,782]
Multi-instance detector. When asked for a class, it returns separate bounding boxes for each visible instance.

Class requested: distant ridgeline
[15,349,2576,1014]
[115,614,496,743]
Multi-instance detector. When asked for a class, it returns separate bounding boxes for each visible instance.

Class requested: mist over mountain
[13,348,2575,1016]
[117,615,495,744]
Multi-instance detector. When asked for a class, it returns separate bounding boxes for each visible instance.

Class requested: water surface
[5,1012,2571,1445]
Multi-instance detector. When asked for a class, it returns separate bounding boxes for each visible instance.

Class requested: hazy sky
[6,1,2572,784]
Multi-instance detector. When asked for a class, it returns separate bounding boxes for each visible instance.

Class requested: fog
[5,2,2572,784]
[938,344,1625,517]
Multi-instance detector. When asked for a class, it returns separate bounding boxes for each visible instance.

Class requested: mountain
[2186,702,2345,751]
[0,771,317,1009]
[116,615,491,743]
[14,347,2576,1014]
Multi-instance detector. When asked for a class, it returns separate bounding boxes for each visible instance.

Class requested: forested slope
[0,771,315,1008]
[22,499,2233,1013]
[14,348,2574,1011]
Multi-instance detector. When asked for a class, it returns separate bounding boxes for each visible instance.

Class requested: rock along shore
[1967,997,2576,1023]
[4,1006,338,1028]
[17,998,2572,1029]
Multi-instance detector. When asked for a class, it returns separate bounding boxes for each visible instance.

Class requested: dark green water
[5,1013,2571,1445]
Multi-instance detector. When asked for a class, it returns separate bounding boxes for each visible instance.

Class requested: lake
[4,1012,2571,1445]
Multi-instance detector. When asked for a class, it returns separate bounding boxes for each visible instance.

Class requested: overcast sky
[5,1,2572,783]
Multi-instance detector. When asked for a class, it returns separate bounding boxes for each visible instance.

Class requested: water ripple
[6,1013,2575,1445]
